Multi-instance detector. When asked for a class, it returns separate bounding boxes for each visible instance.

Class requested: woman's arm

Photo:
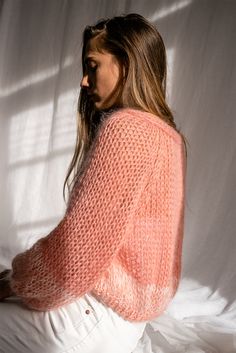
[9,111,159,311]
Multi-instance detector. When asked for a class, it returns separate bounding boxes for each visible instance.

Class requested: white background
[0,1,236,352]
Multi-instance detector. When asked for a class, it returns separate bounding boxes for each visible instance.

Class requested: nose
[80,73,90,88]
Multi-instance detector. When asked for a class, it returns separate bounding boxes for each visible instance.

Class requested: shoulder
[102,108,183,145]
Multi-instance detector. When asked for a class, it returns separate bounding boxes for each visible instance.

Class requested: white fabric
[0,291,146,353]
[0,1,236,352]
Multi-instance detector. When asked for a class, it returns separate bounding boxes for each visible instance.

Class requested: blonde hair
[63,13,188,200]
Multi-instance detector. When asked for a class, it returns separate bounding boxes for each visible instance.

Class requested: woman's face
[80,38,123,110]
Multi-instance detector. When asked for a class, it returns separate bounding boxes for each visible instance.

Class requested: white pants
[0,293,147,353]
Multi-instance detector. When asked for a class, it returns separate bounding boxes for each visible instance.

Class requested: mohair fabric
[10,108,186,322]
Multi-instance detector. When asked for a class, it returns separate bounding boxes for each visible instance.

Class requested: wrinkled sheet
[134,280,236,353]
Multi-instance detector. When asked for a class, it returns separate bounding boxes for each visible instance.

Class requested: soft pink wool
[10,108,186,321]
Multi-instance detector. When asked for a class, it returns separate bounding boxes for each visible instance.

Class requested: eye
[85,61,97,73]
[88,64,97,72]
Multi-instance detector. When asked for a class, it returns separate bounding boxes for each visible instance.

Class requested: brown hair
[63,13,188,200]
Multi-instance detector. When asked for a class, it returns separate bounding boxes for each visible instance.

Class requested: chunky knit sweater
[10,107,186,322]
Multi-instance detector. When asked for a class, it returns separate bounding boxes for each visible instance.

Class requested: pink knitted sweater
[10,108,186,321]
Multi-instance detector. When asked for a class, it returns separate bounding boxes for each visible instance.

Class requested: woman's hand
[0,270,14,301]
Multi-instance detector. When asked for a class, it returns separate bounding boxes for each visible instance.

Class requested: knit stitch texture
[10,108,186,322]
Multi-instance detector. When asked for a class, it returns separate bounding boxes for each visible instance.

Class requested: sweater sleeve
[10,111,159,310]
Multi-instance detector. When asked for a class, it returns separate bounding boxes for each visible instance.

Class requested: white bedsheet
[135,289,236,353]
[132,274,236,352]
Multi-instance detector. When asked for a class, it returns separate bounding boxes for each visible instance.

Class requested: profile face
[80,37,123,110]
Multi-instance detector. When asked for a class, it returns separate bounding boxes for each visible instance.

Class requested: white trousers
[0,293,147,353]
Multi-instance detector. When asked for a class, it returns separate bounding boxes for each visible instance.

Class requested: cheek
[102,68,120,93]
[96,74,113,95]
[110,64,120,86]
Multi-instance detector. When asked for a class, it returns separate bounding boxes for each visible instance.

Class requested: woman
[0,13,187,353]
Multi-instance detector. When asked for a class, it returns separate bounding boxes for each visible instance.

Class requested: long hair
[63,13,188,200]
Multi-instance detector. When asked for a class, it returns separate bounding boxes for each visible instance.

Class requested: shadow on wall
[0,0,134,270]
[158,0,236,307]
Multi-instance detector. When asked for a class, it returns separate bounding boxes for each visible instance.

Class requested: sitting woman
[0,13,187,353]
